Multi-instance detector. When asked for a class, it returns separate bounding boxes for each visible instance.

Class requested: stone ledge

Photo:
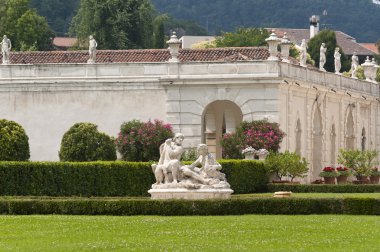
[148,188,233,200]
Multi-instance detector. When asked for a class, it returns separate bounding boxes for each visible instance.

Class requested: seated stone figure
[151,133,184,184]
[181,144,227,185]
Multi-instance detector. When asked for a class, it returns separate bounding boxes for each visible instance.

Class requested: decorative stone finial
[361,56,374,82]
[265,30,281,61]
[280,32,292,63]
[167,31,181,63]
[1,35,12,65]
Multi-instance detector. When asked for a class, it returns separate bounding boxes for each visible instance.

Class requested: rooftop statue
[334,47,341,74]
[319,43,327,71]
[87,35,97,64]
[299,39,307,67]
[1,35,12,64]
[351,52,359,78]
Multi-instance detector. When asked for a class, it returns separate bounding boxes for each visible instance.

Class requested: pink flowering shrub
[221,120,285,159]
[116,119,174,161]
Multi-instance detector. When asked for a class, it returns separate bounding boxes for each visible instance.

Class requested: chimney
[309,15,320,39]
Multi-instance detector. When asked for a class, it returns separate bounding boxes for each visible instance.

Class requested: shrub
[115,119,174,161]
[265,151,308,181]
[221,120,285,159]
[0,119,30,161]
[59,123,116,162]
[0,160,268,197]
[1,198,379,215]
[267,184,380,193]
[338,149,378,180]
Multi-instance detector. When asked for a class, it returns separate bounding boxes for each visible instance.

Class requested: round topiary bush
[59,122,116,162]
[115,119,174,161]
[0,119,30,161]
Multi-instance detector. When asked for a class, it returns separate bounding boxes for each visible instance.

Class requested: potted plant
[319,167,339,184]
[265,151,307,183]
[336,166,350,184]
[370,167,380,184]
[338,149,377,184]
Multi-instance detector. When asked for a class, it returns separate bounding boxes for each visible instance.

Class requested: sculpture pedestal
[148,188,233,200]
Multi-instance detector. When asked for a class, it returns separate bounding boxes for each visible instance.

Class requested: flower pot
[353,176,370,184]
[336,175,348,184]
[323,177,336,184]
[370,175,380,184]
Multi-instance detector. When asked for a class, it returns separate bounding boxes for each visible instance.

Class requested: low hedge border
[267,184,380,193]
[0,198,379,215]
[0,160,268,197]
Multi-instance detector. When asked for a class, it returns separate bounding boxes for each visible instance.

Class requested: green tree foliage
[70,0,155,49]
[307,30,349,73]
[164,16,208,37]
[152,0,380,42]
[0,0,54,51]
[338,149,378,180]
[115,119,174,162]
[0,119,30,161]
[59,123,116,162]
[214,28,269,47]
[265,151,308,181]
[30,0,79,36]
[152,14,168,49]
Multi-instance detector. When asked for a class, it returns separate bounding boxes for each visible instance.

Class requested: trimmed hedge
[267,184,380,193]
[0,197,379,215]
[0,160,268,197]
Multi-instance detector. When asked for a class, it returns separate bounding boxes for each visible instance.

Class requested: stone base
[273,191,292,198]
[148,188,233,200]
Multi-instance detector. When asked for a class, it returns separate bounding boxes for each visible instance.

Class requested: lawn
[0,215,379,251]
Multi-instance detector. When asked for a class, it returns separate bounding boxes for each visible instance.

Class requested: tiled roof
[271,28,375,56]
[0,47,270,65]
[359,43,379,54]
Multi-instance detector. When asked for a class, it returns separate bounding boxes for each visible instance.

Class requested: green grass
[233,193,380,199]
[0,215,379,251]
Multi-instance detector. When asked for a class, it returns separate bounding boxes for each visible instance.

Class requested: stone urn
[256,149,269,160]
[242,147,256,160]
[323,177,336,184]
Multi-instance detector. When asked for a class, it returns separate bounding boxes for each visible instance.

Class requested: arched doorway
[202,100,243,159]
[312,107,323,179]
[295,118,302,155]
[361,127,366,151]
[331,124,336,165]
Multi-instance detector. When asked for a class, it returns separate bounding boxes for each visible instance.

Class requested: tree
[70,0,155,49]
[307,30,350,73]
[59,122,116,162]
[0,0,54,51]
[0,119,30,161]
[214,28,269,47]
[152,14,168,49]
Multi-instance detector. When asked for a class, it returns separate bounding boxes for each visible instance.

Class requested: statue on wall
[87,35,98,64]
[319,43,327,71]
[299,39,307,67]
[1,35,12,64]
[150,135,231,190]
[351,52,359,78]
[334,47,341,74]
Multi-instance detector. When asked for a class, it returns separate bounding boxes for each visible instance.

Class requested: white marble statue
[319,43,327,71]
[1,35,12,64]
[150,137,231,190]
[351,52,359,78]
[334,47,341,74]
[299,39,307,67]
[151,133,184,184]
[87,35,98,64]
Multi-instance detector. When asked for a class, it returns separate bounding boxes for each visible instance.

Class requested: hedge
[0,197,379,215]
[267,184,380,193]
[0,160,268,197]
